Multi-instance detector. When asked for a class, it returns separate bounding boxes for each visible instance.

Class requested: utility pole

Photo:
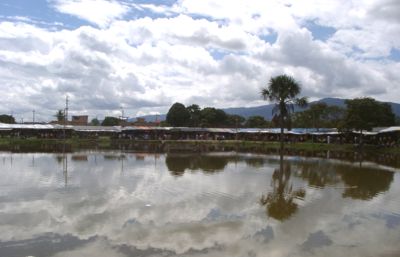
[120,107,124,119]
[120,106,125,126]
[63,95,69,140]
[32,110,35,123]
[235,116,238,140]
[65,96,69,124]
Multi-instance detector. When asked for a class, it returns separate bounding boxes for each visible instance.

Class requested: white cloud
[0,0,399,120]
[52,0,129,28]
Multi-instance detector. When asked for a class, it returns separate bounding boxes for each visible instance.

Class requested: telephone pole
[120,107,125,119]
[120,106,125,125]
[32,110,35,123]
[65,96,69,124]
[63,95,69,140]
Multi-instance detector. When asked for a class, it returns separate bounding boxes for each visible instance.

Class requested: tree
[245,115,269,128]
[227,114,245,128]
[101,116,120,126]
[292,103,345,129]
[0,114,15,124]
[324,105,345,128]
[307,102,328,130]
[344,97,395,133]
[166,102,190,127]
[261,74,308,149]
[186,104,201,127]
[396,116,400,126]
[90,118,100,126]
[55,110,65,122]
[200,107,228,127]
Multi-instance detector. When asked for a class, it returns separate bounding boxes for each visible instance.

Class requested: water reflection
[165,154,232,176]
[339,166,394,200]
[292,160,394,200]
[0,151,399,257]
[164,152,396,221]
[245,157,266,168]
[260,156,305,221]
[295,160,341,188]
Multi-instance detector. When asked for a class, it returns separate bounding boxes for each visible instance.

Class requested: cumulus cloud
[0,0,399,121]
[52,0,129,28]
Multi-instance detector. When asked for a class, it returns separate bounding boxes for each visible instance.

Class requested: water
[0,151,399,257]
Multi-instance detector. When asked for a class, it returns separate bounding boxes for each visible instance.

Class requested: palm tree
[261,74,308,150]
[55,109,65,122]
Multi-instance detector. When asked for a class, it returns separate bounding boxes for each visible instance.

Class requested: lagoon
[0,150,399,257]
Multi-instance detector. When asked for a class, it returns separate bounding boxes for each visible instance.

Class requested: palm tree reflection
[261,156,394,221]
[260,155,305,221]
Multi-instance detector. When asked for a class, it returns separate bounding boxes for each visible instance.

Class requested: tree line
[165,97,397,130]
[166,103,249,128]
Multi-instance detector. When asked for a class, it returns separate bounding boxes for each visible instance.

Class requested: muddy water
[0,151,399,257]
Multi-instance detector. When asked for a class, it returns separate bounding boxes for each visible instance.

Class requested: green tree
[0,114,15,124]
[227,114,245,128]
[90,118,100,126]
[261,74,308,149]
[292,103,345,129]
[186,104,201,127]
[101,116,120,126]
[396,116,400,126]
[324,105,345,128]
[55,110,65,122]
[166,102,190,127]
[200,107,228,127]
[307,102,328,130]
[344,97,395,133]
[245,115,269,128]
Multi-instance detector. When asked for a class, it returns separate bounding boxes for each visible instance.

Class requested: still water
[0,151,399,257]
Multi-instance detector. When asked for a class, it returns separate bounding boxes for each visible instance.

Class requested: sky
[0,0,399,122]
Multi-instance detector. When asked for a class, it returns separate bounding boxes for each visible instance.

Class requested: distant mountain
[132,98,400,122]
[314,97,346,107]
[128,114,166,123]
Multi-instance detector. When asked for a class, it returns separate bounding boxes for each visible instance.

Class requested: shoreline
[0,137,399,154]
[1,137,399,168]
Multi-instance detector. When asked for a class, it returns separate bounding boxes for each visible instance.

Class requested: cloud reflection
[0,152,398,257]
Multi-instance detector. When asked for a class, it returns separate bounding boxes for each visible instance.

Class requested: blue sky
[0,0,399,121]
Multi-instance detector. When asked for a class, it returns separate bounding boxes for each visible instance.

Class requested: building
[123,117,161,127]
[70,115,88,126]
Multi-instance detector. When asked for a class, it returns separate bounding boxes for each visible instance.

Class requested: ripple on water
[0,151,400,257]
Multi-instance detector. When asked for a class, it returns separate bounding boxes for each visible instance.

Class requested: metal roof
[376,127,400,133]
[73,126,121,132]
[0,123,70,130]
[1,122,399,136]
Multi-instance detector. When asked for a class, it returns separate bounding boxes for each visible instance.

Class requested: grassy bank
[0,137,399,154]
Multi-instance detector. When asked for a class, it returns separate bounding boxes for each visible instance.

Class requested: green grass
[0,137,398,154]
